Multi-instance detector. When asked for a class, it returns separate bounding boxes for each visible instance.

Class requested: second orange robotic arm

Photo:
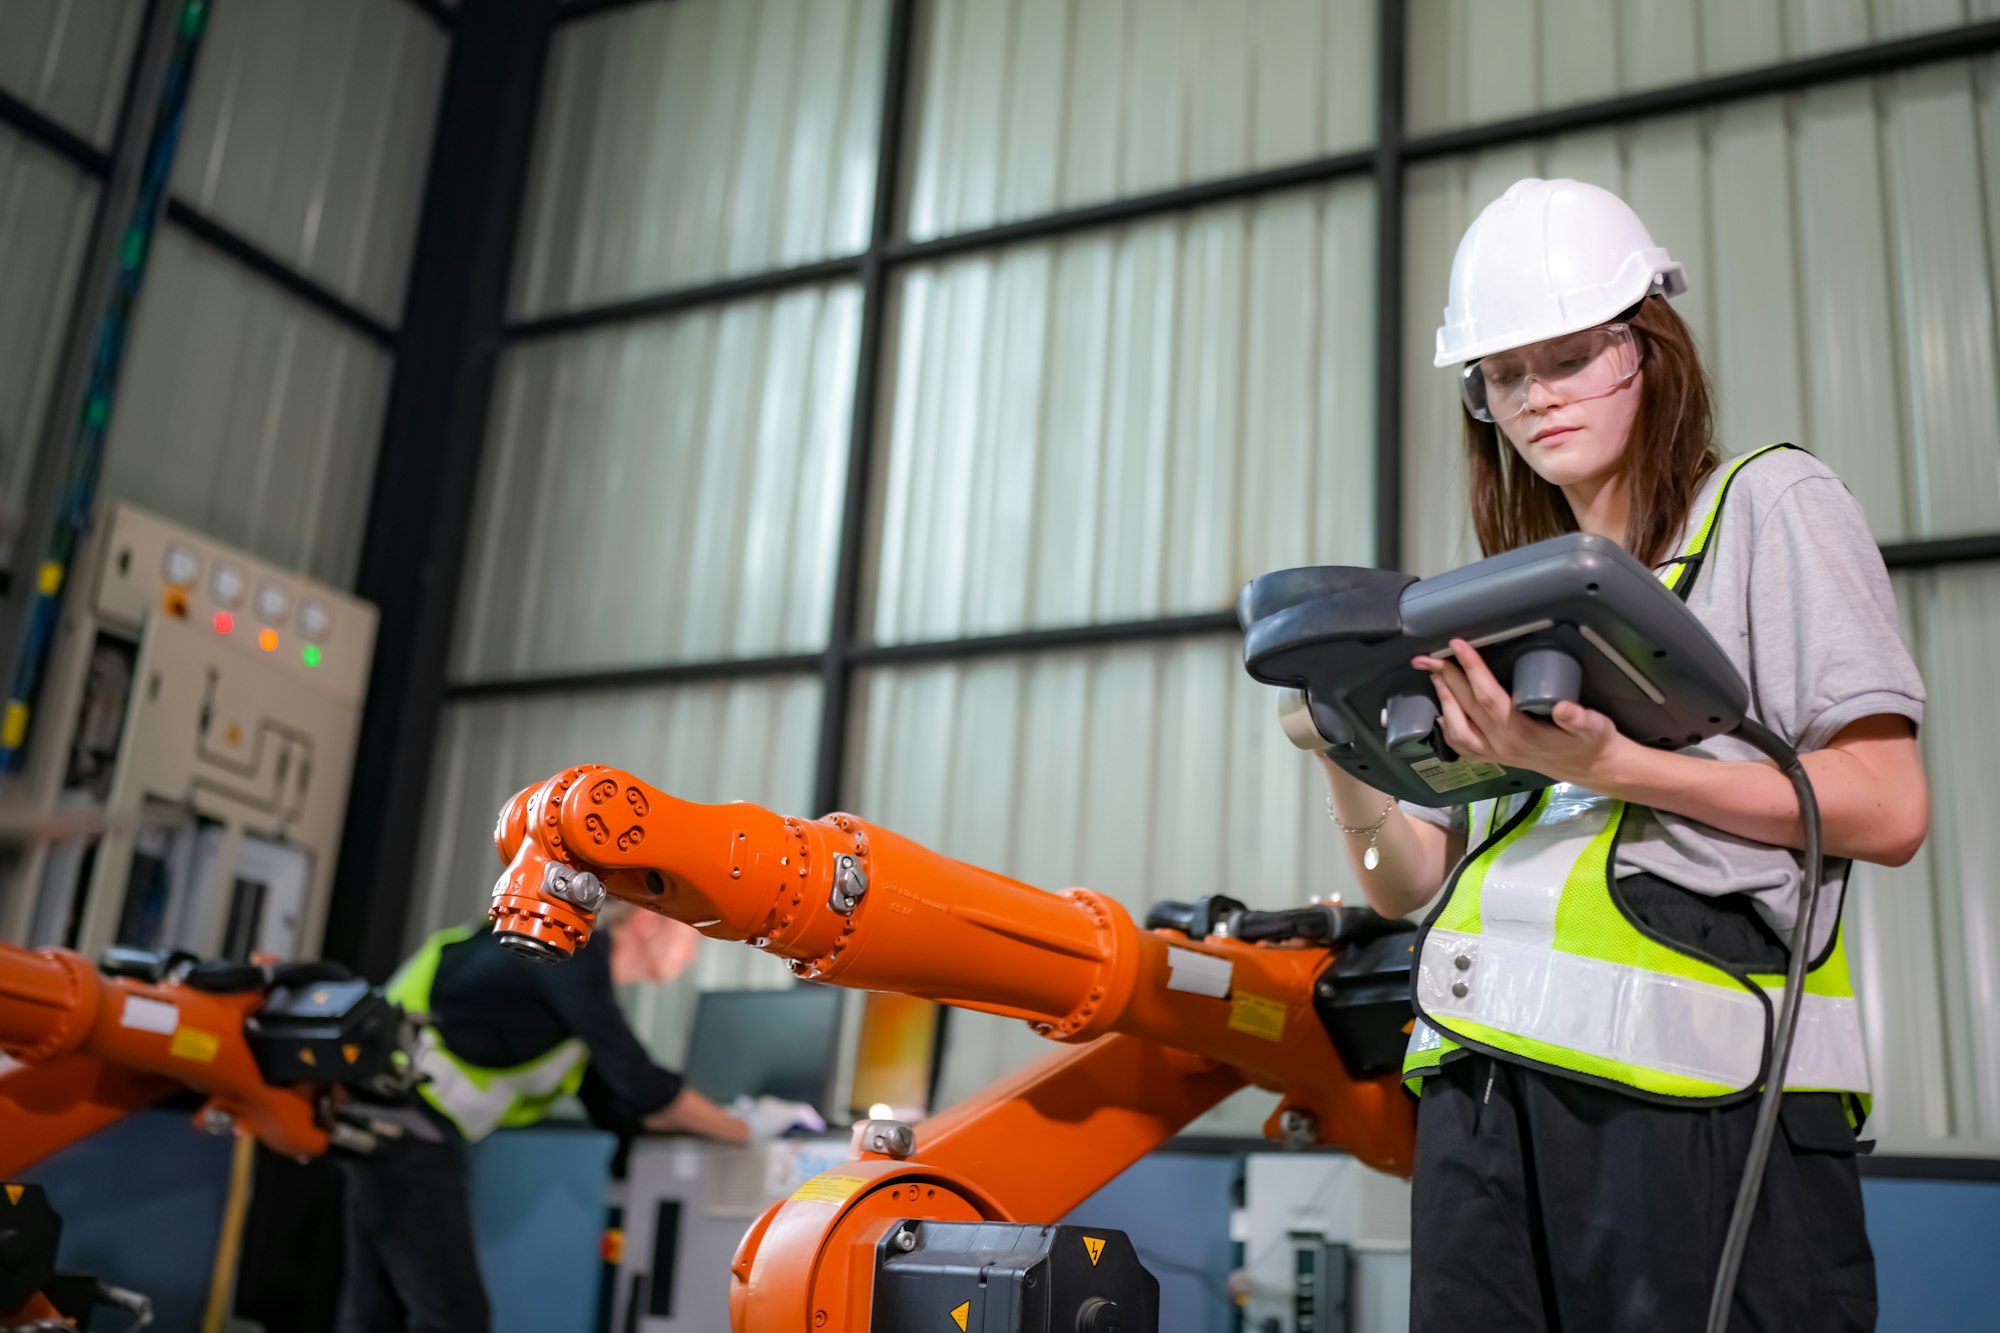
[488,764,1413,1176]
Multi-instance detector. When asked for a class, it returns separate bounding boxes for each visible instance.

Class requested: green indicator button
[301,645,322,668]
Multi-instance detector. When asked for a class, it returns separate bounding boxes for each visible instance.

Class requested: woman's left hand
[1413,638,1634,787]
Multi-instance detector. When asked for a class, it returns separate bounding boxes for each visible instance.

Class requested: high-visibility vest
[1401,446,1870,1106]
[385,924,588,1142]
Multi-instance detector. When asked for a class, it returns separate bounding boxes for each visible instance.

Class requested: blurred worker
[336,902,822,1333]
[1319,178,1926,1330]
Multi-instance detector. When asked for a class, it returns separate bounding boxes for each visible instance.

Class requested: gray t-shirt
[1403,447,1926,956]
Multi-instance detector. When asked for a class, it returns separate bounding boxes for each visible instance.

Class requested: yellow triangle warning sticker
[1083,1236,1106,1267]
[949,1301,969,1331]
[5,1185,23,1205]
[299,1047,317,1067]
[343,1044,360,1065]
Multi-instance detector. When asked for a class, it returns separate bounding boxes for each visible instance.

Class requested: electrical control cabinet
[0,504,376,963]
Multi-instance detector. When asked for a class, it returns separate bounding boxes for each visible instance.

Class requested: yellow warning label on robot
[299,1047,318,1067]
[1083,1236,1106,1266]
[170,1027,220,1063]
[790,1173,867,1206]
[1227,992,1287,1041]
[950,1301,970,1331]
[343,1044,360,1065]
[5,1185,23,1205]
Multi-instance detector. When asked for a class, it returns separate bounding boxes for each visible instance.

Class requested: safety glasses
[1458,323,1643,424]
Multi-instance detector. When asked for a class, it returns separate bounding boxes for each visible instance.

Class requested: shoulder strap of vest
[1656,444,1800,603]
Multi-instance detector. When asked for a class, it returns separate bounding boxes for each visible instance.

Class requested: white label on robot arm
[1166,947,1232,998]
[1410,756,1508,793]
[119,996,179,1035]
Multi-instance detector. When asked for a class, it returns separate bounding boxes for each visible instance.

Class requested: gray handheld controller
[1239,533,1750,807]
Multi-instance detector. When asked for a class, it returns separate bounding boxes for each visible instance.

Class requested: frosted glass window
[1403,63,2000,577]
[869,180,1376,644]
[849,636,1364,1134]
[512,0,888,317]
[1407,0,2000,134]
[102,224,393,588]
[410,677,824,1066]
[906,0,1377,240]
[0,128,97,539]
[454,284,861,679]
[0,0,145,148]
[172,0,449,323]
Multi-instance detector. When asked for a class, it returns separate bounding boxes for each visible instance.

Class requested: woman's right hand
[1315,753,1458,920]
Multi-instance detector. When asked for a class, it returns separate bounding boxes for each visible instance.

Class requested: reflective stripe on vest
[387,924,589,1142]
[1401,445,1869,1102]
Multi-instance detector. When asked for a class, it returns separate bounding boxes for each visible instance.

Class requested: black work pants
[336,1133,491,1333]
[1411,1055,1876,1333]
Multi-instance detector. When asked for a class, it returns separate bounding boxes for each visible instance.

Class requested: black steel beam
[326,0,557,982]
[1374,0,1406,571]
[505,254,865,342]
[553,0,665,23]
[1405,18,2000,162]
[848,612,1241,669]
[1880,532,2000,569]
[446,652,823,701]
[812,0,917,817]
[164,200,398,348]
[883,149,1377,266]
[0,84,111,175]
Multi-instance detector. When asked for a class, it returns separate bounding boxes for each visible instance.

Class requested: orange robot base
[490,765,1417,1333]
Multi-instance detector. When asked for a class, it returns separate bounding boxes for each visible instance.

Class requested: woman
[1319,178,1928,1332]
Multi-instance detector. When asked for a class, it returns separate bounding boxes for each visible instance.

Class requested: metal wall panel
[0,0,145,147]
[1851,568,2000,1153]
[903,0,1377,241]
[1407,0,2000,133]
[868,181,1376,644]
[510,0,887,318]
[100,223,393,588]
[409,677,823,1065]
[453,284,860,680]
[849,636,1369,1133]
[171,0,449,323]
[1402,63,2000,578]
[0,127,97,524]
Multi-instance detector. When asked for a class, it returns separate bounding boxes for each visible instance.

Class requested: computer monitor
[680,985,845,1120]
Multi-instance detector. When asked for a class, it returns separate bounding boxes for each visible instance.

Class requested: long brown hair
[1462,293,1719,569]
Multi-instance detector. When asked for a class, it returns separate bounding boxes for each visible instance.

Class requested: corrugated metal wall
[848,636,1369,1132]
[452,284,861,680]
[0,129,97,522]
[869,181,1376,643]
[1403,60,2000,577]
[411,678,823,1063]
[1854,567,2000,1152]
[904,0,1376,239]
[170,0,448,324]
[1408,0,2000,133]
[91,0,449,590]
[100,223,394,588]
[510,0,887,319]
[416,2,2000,1155]
[0,0,146,147]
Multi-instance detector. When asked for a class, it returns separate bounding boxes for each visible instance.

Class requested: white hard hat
[1433,178,1686,368]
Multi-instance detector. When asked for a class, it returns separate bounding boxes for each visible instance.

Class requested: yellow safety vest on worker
[385,923,589,1142]
[1401,446,1871,1104]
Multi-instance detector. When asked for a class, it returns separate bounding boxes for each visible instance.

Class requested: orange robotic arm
[489,765,1416,1333]
[0,939,329,1176]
